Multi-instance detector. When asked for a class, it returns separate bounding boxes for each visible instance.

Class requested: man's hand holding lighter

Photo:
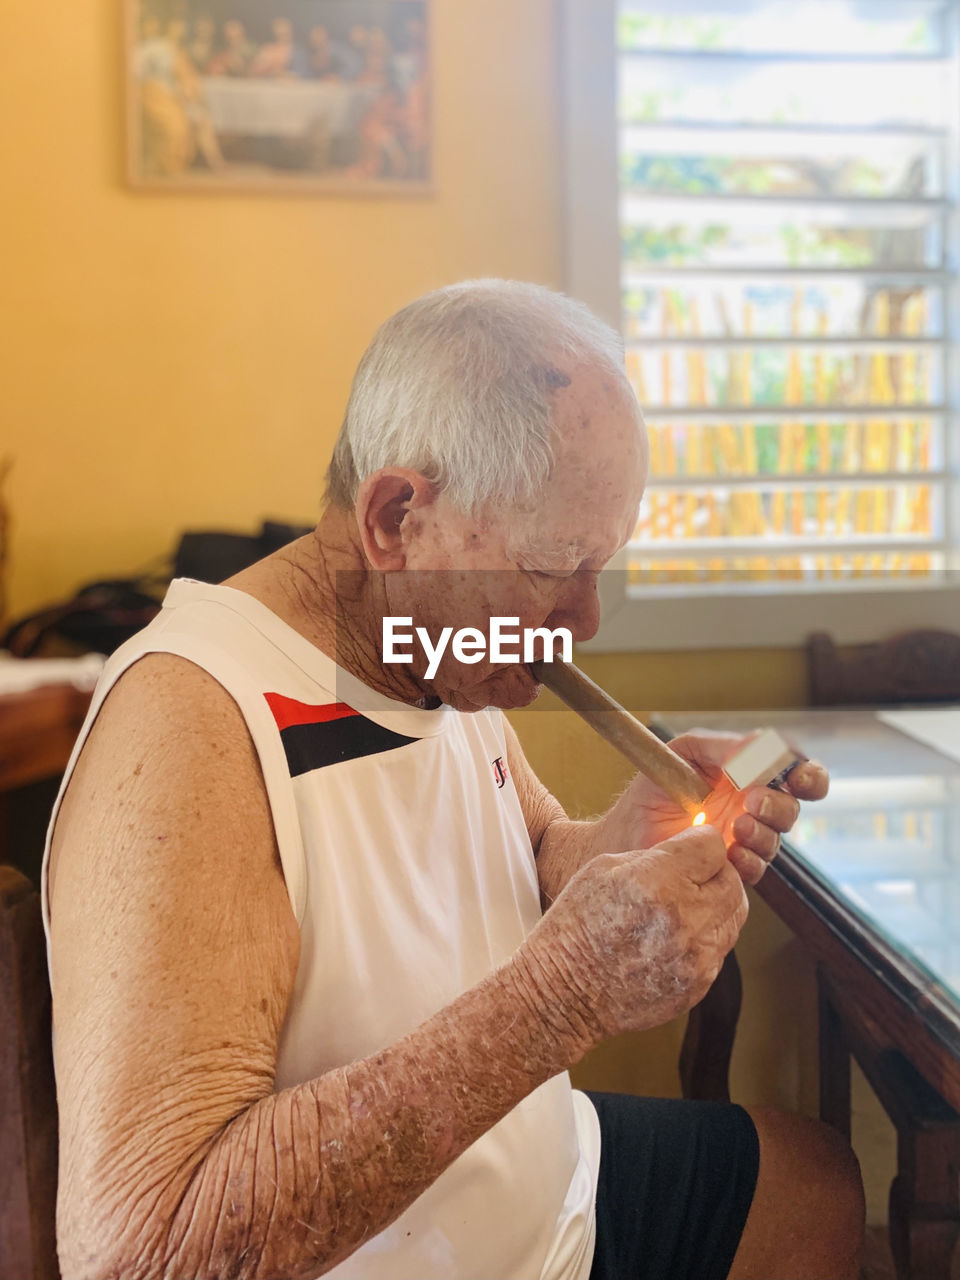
[592,731,830,887]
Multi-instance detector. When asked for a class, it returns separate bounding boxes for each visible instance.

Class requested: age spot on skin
[534,364,572,391]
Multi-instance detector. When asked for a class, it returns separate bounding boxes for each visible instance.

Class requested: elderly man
[43,281,863,1280]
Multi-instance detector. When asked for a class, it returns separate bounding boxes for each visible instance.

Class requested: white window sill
[581,570,960,652]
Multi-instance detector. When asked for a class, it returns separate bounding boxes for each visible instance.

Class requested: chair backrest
[0,865,59,1280]
[807,629,960,707]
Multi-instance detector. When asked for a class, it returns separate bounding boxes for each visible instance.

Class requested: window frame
[563,0,960,652]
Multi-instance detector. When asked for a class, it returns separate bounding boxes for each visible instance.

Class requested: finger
[731,814,780,863]
[696,854,750,915]
[732,812,781,861]
[656,823,728,885]
[727,843,768,888]
[712,863,750,936]
[742,787,800,834]
[784,759,830,801]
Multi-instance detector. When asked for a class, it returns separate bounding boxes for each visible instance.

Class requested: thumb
[656,823,728,885]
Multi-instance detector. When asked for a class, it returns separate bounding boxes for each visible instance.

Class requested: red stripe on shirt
[264,692,358,732]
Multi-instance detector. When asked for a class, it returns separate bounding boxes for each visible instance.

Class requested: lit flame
[692,811,707,827]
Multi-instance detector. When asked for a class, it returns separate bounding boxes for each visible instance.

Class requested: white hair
[325,278,632,513]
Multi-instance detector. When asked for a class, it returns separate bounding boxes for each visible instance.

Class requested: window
[564,0,960,649]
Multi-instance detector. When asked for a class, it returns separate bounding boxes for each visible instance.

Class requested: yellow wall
[2,0,563,618]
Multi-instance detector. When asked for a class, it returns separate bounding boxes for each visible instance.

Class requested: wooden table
[662,707,960,1280]
[0,684,93,864]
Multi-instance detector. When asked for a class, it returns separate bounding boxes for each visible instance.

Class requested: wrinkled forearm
[73,959,581,1280]
[536,816,601,907]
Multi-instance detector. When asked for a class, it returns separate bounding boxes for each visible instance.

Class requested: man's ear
[355,468,435,569]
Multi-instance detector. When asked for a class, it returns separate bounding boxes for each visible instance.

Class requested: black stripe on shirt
[280,716,420,777]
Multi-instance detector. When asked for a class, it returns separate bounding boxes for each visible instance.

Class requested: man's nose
[547,572,601,644]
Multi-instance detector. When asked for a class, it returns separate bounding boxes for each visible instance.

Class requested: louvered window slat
[616,0,959,592]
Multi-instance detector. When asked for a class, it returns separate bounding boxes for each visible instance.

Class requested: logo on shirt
[492,756,508,789]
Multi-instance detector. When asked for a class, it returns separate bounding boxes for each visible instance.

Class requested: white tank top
[41,579,601,1280]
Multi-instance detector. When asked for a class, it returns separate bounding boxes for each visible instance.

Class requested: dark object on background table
[807,629,960,707]
[0,864,59,1280]
[1,519,313,658]
[1,579,162,657]
[172,519,312,584]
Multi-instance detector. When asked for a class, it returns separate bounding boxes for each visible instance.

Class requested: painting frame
[124,0,432,195]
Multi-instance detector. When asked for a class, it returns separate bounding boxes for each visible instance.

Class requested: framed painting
[125,0,431,193]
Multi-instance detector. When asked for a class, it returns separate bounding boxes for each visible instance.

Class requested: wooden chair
[807,629,960,707]
[0,865,59,1279]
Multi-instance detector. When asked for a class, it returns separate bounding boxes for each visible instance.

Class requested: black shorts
[586,1092,760,1280]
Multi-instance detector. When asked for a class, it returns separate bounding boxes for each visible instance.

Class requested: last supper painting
[125,0,430,192]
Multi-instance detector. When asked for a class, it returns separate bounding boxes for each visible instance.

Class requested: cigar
[530,659,711,817]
